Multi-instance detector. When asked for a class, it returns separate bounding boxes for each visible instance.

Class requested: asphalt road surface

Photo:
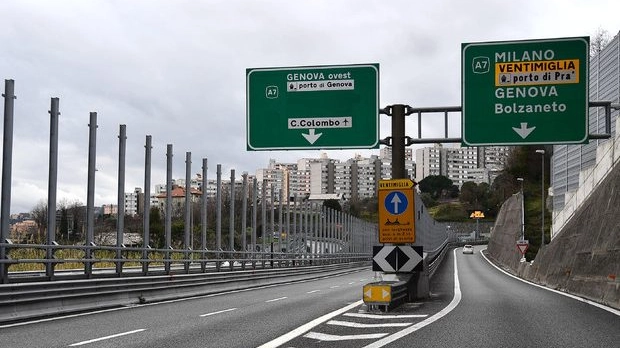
[1,245,618,348]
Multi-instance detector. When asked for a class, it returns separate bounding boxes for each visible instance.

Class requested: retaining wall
[487,164,620,309]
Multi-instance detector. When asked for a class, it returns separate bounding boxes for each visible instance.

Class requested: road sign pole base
[406,271,430,301]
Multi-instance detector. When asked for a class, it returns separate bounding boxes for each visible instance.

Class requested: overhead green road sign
[246,64,379,150]
[462,37,589,146]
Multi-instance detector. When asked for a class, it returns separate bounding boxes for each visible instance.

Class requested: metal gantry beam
[381,102,613,146]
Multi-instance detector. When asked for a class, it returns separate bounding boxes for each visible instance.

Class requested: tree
[149,207,164,248]
[418,175,454,200]
[67,200,85,242]
[459,181,494,217]
[420,192,438,208]
[30,200,48,243]
[590,28,611,57]
[323,199,342,212]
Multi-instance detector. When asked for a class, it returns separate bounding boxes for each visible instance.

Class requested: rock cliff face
[486,193,523,270]
[488,163,620,309]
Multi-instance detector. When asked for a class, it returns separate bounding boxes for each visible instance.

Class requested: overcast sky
[1,0,618,214]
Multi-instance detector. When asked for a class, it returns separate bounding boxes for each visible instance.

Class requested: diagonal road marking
[344,313,428,319]
[68,329,146,346]
[304,332,389,341]
[327,320,412,328]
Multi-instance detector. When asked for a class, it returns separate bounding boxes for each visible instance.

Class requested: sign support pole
[391,104,407,179]
[385,104,429,300]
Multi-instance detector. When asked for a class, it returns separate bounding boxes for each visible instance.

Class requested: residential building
[415,144,510,187]
[551,32,619,216]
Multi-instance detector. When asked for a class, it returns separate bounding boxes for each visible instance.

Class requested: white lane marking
[344,313,428,319]
[199,308,237,317]
[0,306,130,329]
[0,270,369,329]
[257,300,363,348]
[328,320,412,328]
[348,282,356,285]
[330,285,340,289]
[362,249,462,348]
[304,332,388,341]
[480,247,620,316]
[265,297,287,303]
[68,329,146,346]
[306,290,321,294]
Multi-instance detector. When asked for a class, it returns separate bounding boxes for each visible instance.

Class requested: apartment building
[551,32,619,212]
[415,144,510,187]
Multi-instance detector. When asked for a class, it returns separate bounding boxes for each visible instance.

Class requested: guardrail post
[0,240,11,284]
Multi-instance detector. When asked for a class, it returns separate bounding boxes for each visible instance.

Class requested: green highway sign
[246,64,379,150]
[462,37,589,146]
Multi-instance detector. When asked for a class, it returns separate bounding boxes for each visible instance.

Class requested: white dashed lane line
[265,297,288,303]
[307,290,321,294]
[199,308,238,317]
[68,329,146,347]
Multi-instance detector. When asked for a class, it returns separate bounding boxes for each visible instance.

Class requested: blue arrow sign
[384,191,408,215]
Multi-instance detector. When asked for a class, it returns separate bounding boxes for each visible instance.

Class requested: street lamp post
[517,177,525,262]
[517,177,524,240]
[536,149,545,246]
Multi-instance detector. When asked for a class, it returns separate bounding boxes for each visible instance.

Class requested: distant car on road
[463,245,474,254]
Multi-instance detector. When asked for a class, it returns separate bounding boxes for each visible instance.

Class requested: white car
[462,245,474,254]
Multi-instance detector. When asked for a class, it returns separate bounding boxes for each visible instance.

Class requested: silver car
[462,245,474,254]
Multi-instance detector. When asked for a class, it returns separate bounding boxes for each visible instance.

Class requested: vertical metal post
[241,172,248,268]
[320,206,325,262]
[293,194,298,263]
[309,203,314,263]
[278,190,283,257]
[85,112,97,277]
[391,104,406,179]
[536,150,545,246]
[201,158,208,271]
[229,169,235,255]
[165,144,173,274]
[142,135,152,274]
[542,158,545,246]
[338,210,343,263]
[46,97,59,279]
[116,125,126,276]
[0,80,15,283]
[270,184,275,266]
[184,152,191,272]
[261,180,266,261]
[251,177,257,267]
[303,201,308,260]
[285,194,290,263]
[216,164,222,258]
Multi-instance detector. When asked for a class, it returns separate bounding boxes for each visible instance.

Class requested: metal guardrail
[0,261,369,324]
[0,241,370,283]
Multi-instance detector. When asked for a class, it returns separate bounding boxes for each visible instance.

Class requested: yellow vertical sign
[378,179,415,243]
